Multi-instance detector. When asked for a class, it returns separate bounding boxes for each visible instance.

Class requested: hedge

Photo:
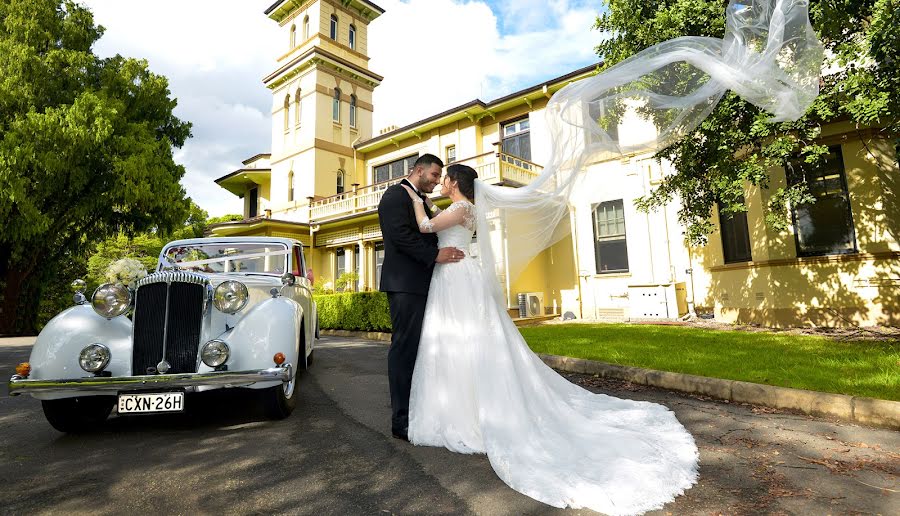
[317,291,392,332]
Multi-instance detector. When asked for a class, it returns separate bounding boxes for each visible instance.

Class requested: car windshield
[160,243,289,274]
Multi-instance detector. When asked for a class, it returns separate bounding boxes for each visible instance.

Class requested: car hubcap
[282,364,295,399]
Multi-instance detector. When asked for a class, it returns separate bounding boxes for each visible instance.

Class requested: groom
[378,153,464,441]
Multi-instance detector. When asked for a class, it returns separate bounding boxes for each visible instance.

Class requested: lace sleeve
[417,201,475,233]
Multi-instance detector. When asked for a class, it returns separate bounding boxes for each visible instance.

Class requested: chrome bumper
[7,368,291,396]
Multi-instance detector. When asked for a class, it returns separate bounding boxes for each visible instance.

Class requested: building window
[349,94,357,127]
[294,88,301,126]
[330,14,338,40]
[374,153,419,184]
[375,242,385,290]
[587,100,619,146]
[718,197,752,263]
[283,94,290,132]
[501,117,531,167]
[332,88,341,122]
[335,248,346,286]
[288,171,295,202]
[592,199,629,273]
[787,145,856,257]
[303,15,309,40]
[290,24,296,48]
[446,145,456,164]
[336,169,345,194]
[349,24,356,50]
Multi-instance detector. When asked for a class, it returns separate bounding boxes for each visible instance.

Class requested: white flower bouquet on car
[105,258,148,289]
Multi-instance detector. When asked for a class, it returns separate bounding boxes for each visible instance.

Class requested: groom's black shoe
[391,428,409,442]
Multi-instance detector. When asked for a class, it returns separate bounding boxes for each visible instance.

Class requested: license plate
[117,392,184,414]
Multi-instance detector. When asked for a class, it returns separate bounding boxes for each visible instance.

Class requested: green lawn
[519,324,900,401]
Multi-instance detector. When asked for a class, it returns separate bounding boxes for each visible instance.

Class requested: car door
[291,244,314,350]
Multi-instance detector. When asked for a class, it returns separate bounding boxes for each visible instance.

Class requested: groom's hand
[436,247,465,263]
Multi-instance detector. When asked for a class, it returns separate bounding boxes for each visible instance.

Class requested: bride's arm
[400,185,431,228]
[399,186,469,234]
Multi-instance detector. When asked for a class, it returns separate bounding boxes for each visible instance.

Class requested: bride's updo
[446,163,478,202]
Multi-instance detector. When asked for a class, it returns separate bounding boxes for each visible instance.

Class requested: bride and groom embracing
[377,154,698,515]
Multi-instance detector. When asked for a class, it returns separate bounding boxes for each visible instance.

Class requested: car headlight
[79,344,111,373]
[91,283,132,318]
[201,340,230,367]
[214,281,249,314]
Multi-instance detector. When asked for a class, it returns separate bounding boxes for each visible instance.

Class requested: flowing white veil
[474,0,823,308]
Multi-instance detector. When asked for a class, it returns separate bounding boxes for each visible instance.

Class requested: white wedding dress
[408,200,699,515]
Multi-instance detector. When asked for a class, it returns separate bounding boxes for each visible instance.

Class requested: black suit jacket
[378,179,439,295]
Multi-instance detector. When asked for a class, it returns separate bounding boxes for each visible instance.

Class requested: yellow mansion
[210,0,900,328]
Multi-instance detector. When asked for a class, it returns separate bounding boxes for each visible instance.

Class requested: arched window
[332,87,341,122]
[349,94,357,127]
[294,88,301,126]
[288,170,295,202]
[330,14,338,40]
[303,15,309,40]
[336,169,345,194]
[290,24,296,48]
[283,94,290,132]
[349,24,356,50]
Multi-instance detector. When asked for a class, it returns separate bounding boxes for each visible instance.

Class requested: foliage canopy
[0,0,193,334]
[594,0,899,244]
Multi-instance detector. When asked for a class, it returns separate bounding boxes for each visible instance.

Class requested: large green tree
[594,0,899,244]
[0,0,192,334]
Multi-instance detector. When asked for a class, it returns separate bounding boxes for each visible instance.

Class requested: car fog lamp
[15,362,31,377]
[91,283,131,318]
[213,281,249,314]
[79,344,111,373]
[201,340,230,367]
[273,352,286,365]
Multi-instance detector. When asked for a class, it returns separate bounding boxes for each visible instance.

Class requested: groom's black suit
[378,179,438,436]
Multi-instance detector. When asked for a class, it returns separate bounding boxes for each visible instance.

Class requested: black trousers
[386,291,427,433]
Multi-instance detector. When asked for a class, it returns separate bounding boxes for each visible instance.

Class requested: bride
[399,164,699,515]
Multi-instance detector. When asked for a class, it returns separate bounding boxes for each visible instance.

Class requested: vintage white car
[8,237,317,432]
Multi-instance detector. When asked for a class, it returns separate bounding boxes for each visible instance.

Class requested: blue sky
[82,0,608,216]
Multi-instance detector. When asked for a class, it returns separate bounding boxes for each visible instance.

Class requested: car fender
[28,305,133,381]
[204,297,303,388]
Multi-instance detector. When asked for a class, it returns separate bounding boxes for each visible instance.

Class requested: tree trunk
[0,268,29,336]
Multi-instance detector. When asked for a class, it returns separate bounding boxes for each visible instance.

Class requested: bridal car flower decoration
[104,258,148,289]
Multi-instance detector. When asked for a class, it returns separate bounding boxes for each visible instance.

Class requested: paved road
[1,336,897,515]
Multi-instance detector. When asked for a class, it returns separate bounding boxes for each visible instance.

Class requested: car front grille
[132,272,208,375]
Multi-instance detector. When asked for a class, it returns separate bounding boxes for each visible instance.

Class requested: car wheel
[261,364,296,420]
[41,396,114,433]
[306,347,315,368]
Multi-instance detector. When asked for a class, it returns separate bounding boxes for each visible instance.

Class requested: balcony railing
[308,152,543,222]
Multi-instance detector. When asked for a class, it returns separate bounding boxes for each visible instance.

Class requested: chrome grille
[132,271,208,375]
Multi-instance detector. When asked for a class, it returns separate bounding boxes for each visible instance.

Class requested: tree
[0,0,192,334]
[206,213,244,226]
[594,0,900,244]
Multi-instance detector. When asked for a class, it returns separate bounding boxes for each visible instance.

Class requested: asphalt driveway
[1,336,897,515]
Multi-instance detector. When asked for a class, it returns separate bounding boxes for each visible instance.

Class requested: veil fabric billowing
[474,0,823,307]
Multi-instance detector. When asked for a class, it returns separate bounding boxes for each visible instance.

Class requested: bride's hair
[446,164,477,202]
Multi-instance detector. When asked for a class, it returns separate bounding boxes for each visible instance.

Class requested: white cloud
[79,0,607,216]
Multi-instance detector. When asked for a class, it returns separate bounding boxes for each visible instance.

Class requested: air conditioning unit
[522,292,544,317]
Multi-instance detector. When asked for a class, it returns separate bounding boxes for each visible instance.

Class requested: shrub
[317,291,392,332]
